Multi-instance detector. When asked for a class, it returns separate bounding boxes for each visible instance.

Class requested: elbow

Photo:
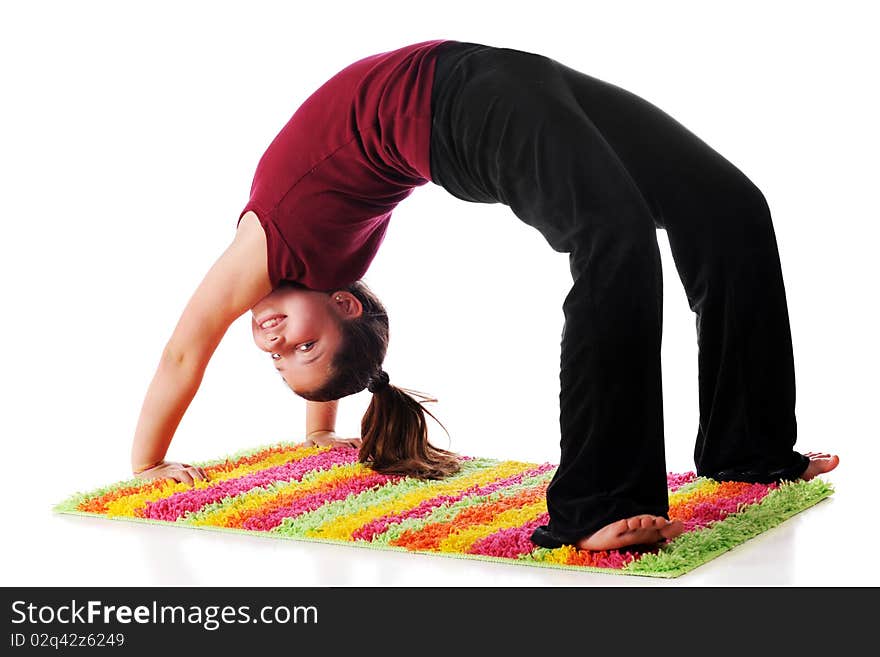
[162,344,191,369]
[161,341,213,377]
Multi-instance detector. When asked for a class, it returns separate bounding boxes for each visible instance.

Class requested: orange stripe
[390,485,546,551]
[669,480,757,522]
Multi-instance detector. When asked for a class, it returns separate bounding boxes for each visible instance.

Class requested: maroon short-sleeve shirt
[237,39,451,290]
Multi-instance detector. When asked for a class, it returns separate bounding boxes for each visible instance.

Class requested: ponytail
[359,373,460,480]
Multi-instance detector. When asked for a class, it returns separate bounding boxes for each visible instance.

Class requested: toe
[660,520,684,540]
[577,516,673,551]
[602,518,631,538]
[628,515,655,531]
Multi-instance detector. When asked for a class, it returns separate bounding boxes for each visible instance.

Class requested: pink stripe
[142,449,358,521]
[351,463,555,542]
[242,472,399,531]
[584,549,645,569]
[467,515,550,559]
[667,471,698,491]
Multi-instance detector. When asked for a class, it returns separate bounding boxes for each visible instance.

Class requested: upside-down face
[250,286,362,394]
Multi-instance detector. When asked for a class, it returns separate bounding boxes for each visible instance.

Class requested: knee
[731,182,779,263]
[568,220,659,274]
[696,174,777,261]
[729,177,772,230]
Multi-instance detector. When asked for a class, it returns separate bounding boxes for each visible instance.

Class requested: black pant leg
[549,62,809,483]
[431,45,670,548]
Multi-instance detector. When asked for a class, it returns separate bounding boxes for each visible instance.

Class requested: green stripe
[272,458,502,537]
[668,477,713,496]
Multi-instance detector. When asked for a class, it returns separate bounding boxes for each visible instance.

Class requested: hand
[305,430,362,449]
[133,460,208,486]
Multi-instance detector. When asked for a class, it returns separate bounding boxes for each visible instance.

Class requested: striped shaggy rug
[53,442,833,578]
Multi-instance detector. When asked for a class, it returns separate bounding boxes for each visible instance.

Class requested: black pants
[428,41,809,548]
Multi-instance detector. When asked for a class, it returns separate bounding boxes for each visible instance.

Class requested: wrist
[305,430,335,445]
[133,459,165,475]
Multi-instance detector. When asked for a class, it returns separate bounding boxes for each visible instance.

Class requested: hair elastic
[367,370,390,393]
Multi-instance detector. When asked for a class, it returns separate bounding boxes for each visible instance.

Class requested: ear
[331,291,364,320]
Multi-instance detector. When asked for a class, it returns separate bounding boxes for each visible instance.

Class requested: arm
[304,400,361,448]
[306,400,339,438]
[130,212,273,481]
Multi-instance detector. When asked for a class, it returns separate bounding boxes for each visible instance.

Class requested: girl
[129,39,839,552]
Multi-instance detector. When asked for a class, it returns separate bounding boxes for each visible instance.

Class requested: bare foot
[576,514,685,551]
[800,451,840,480]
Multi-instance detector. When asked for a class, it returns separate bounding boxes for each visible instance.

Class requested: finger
[188,466,206,482]
[198,467,209,480]
[176,470,195,486]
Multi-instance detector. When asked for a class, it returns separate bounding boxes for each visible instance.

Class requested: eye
[297,341,316,353]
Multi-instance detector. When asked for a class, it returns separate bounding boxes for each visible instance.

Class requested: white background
[1,0,877,586]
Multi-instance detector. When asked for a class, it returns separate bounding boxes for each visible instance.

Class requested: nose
[265,332,285,351]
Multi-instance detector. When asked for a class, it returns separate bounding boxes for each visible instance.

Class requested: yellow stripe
[190,462,368,527]
[436,499,547,553]
[308,460,535,541]
[104,445,325,517]
[668,478,720,508]
[534,544,579,565]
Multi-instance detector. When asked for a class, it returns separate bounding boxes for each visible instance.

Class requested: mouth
[257,314,287,330]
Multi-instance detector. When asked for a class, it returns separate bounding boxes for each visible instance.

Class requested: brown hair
[293,280,460,480]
